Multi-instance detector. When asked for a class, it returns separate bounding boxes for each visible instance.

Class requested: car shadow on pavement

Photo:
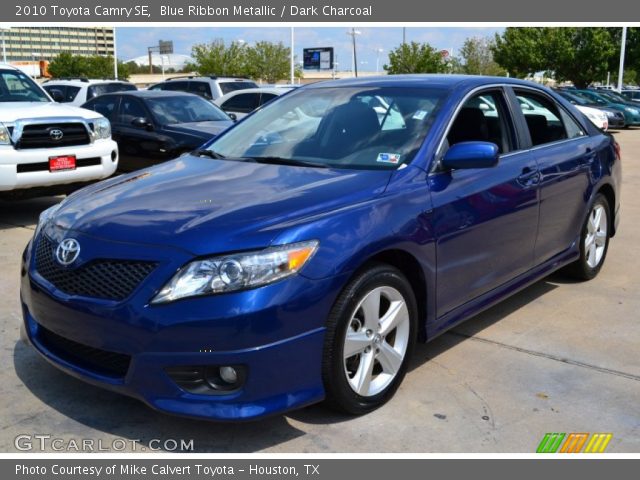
[12,341,306,452]
[12,273,564,447]
[0,197,62,231]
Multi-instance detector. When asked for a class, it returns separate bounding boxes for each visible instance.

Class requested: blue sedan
[20,75,621,420]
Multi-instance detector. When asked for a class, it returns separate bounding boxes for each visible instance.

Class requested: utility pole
[290,27,295,85]
[617,26,627,92]
[346,28,361,78]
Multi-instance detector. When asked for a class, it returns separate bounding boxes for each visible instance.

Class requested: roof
[219,87,293,97]
[303,74,544,90]
[44,79,133,85]
[98,90,197,99]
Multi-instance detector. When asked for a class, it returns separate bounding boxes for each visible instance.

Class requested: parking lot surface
[1,130,639,453]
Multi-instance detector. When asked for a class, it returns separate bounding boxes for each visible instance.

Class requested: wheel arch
[596,182,617,237]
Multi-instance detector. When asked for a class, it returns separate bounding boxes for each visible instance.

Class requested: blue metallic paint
[20,75,621,420]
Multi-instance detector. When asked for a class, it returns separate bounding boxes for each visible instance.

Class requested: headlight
[34,203,62,238]
[152,240,319,304]
[605,111,615,118]
[0,123,11,145]
[624,107,639,114]
[92,118,111,140]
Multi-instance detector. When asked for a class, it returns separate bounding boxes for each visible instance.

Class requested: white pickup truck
[0,64,118,197]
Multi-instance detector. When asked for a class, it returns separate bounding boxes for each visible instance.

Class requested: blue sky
[115,27,503,72]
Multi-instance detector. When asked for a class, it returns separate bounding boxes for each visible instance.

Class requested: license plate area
[49,155,76,172]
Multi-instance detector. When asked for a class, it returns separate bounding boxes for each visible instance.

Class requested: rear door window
[515,91,584,146]
[219,81,259,95]
[160,81,189,92]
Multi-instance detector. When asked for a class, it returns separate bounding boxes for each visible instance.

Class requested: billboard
[303,47,334,70]
[159,40,174,54]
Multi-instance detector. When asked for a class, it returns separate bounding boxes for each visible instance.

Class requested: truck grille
[16,122,91,149]
[38,325,131,377]
[35,235,157,301]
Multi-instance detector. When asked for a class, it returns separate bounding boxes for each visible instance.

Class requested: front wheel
[322,263,418,415]
[563,193,611,280]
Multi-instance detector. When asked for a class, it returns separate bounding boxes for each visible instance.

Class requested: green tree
[459,37,506,76]
[383,41,447,74]
[189,39,248,77]
[245,41,290,83]
[492,28,547,78]
[493,27,617,88]
[47,52,87,78]
[48,52,129,80]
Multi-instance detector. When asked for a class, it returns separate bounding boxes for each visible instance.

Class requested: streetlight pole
[113,27,118,80]
[375,48,384,73]
[346,28,361,78]
[290,27,295,85]
[617,26,627,92]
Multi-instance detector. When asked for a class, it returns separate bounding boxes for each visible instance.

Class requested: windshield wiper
[248,156,329,169]
[192,149,226,159]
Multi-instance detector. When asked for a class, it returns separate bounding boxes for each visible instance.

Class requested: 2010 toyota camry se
[20,75,621,421]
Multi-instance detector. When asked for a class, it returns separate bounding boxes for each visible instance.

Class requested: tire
[322,263,418,415]
[563,193,611,280]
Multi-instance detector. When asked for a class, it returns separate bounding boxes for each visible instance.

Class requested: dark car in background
[621,89,640,103]
[573,89,640,126]
[82,91,233,171]
[148,76,258,102]
[556,89,626,128]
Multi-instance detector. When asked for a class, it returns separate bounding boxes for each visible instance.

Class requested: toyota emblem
[49,129,64,141]
[55,238,81,266]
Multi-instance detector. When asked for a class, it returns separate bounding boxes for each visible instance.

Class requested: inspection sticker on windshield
[376,153,401,165]
[412,110,428,120]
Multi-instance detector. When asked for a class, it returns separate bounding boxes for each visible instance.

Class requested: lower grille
[35,235,157,301]
[17,123,91,149]
[17,157,102,173]
[38,325,131,377]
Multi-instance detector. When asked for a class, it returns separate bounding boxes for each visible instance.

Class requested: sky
[115,27,503,72]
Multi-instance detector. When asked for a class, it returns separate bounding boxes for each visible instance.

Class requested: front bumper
[20,230,348,421]
[0,139,118,192]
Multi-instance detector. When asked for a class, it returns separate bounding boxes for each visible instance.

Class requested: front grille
[17,157,102,173]
[35,235,157,301]
[38,325,131,377]
[17,122,91,149]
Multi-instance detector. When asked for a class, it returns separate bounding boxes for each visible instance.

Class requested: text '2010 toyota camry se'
[20,75,621,421]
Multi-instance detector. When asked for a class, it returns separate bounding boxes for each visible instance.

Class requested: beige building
[1,27,114,62]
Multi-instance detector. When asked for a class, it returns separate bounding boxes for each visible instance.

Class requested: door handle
[517,168,540,187]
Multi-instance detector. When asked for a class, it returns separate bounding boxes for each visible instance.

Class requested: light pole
[113,27,118,80]
[617,26,627,92]
[375,48,384,73]
[290,27,295,86]
[346,28,361,77]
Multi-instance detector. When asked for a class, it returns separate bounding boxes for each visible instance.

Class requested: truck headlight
[0,124,11,145]
[152,240,319,304]
[92,118,111,140]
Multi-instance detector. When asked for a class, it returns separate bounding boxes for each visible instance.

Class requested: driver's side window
[447,90,513,154]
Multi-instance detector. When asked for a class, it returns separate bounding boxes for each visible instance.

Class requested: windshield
[598,91,629,104]
[146,95,230,124]
[558,91,589,106]
[208,86,446,170]
[0,69,50,103]
[574,91,608,105]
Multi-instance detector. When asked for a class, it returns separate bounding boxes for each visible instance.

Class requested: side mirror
[227,112,237,122]
[442,141,499,170]
[49,89,65,102]
[131,117,152,130]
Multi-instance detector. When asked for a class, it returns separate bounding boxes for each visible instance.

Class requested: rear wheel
[322,263,418,415]
[563,194,610,280]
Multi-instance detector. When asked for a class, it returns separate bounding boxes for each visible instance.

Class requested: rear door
[511,87,595,264]
[431,88,540,320]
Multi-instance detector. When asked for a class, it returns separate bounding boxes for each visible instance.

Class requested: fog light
[219,366,237,384]
[111,150,117,162]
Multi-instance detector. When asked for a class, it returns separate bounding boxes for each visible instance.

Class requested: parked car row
[557,87,640,128]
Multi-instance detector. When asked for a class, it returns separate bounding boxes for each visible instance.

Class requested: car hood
[53,156,392,255]
[165,120,233,138]
[0,102,100,123]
